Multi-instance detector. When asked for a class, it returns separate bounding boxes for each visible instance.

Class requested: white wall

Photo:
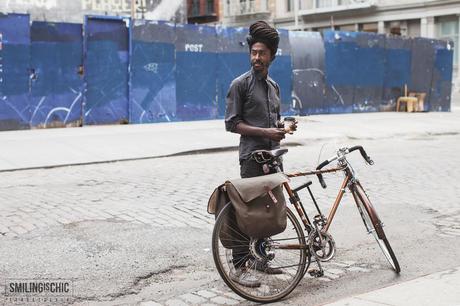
[0,0,187,23]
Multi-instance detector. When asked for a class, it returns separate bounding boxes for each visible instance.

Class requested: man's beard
[251,60,270,71]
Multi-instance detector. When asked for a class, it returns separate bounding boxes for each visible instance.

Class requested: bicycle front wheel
[352,183,401,273]
[212,203,308,303]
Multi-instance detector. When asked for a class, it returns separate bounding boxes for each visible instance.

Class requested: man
[224,20,296,287]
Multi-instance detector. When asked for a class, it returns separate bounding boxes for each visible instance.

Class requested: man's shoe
[229,268,261,288]
[250,259,283,275]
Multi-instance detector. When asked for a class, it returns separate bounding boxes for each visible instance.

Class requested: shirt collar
[251,68,268,81]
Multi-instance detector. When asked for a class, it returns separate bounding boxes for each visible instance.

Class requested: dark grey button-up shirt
[225,69,282,161]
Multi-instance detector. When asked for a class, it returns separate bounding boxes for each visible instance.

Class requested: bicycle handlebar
[316,160,329,189]
[316,145,374,189]
[348,145,374,165]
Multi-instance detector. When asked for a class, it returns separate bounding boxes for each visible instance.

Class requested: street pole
[131,0,136,21]
[294,0,299,29]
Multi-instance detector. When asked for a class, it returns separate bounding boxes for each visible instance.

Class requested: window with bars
[316,0,333,8]
[225,0,267,16]
[191,0,200,16]
[206,0,214,14]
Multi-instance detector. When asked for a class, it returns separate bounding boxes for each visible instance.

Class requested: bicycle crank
[309,231,336,262]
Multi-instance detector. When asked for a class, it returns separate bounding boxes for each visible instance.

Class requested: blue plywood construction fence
[216,25,251,117]
[322,30,453,114]
[84,16,129,125]
[175,23,218,121]
[0,14,455,131]
[0,13,30,130]
[130,20,176,123]
[30,21,83,128]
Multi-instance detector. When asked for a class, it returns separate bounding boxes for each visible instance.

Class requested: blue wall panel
[30,21,83,128]
[289,31,327,115]
[430,40,453,111]
[130,20,176,123]
[351,32,385,112]
[0,13,31,130]
[382,36,412,108]
[269,29,292,112]
[84,17,129,125]
[324,31,357,113]
[175,24,218,121]
[410,37,436,111]
[216,26,249,117]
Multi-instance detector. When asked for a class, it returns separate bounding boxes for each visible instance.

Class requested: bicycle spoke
[212,203,307,302]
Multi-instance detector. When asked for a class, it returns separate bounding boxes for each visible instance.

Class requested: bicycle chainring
[309,231,336,262]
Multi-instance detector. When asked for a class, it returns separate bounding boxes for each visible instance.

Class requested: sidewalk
[0,109,459,172]
[323,266,460,306]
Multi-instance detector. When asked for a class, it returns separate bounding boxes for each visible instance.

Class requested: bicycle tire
[212,202,307,303]
[352,183,401,273]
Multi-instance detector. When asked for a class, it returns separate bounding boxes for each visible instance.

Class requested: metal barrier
[0,13,454,130]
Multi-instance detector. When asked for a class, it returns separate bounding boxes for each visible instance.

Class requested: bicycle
[212,145,400,303]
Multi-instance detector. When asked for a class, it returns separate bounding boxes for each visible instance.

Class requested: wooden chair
[396,84,418,112]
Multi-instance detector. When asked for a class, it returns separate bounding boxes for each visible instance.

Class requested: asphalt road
[1,134,459,305]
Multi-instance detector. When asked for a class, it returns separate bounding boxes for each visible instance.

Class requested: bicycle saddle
[251,148,288,163]
[270,148,288,158]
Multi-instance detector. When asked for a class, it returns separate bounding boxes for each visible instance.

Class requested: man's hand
[235,122,286,141]
[264,128,286,141]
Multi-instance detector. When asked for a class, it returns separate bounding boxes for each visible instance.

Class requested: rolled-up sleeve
[224,80,244,132]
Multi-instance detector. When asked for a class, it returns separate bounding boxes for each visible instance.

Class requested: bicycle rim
[212,203,307,303]
[352,184,401,273]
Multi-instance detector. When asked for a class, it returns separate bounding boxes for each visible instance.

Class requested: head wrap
[246,21,280,59]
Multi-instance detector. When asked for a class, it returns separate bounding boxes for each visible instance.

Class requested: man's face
[250,42,272,73]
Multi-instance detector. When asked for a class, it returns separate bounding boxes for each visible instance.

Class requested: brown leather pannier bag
[225,173,289,238]
[208,183,246,249]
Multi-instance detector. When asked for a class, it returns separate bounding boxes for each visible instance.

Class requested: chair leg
[407,101,414,112]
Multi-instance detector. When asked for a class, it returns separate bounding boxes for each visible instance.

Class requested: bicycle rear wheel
[212,203,308,303]
[351,183,401,273]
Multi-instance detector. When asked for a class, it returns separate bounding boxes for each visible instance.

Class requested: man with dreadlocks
[224,20,297,287]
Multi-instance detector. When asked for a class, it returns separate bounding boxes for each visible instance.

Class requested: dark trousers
[232,158,283,268]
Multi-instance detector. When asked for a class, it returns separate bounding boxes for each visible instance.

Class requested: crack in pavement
[70,265,188,304]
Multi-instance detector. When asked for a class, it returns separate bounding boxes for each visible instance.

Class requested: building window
[316,0,333,8]
[360,22,378,33]
[191,0,199,16]
[437,16,458,66]
[206,0,214,14]
[239,0,255,14]
[339,24,356,32]
[287,0,293,12]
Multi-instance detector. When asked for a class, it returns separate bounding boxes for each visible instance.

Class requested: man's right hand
[264,128,286,141]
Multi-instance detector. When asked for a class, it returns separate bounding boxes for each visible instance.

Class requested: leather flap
[226,173,289,202]
[207,186,219,214]
[207,184,225,214]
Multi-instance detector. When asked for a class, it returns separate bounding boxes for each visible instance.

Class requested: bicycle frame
[282,165,351,234]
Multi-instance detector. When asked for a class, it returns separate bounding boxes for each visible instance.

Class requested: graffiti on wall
[82,0,132,11]
[2,0,57,9]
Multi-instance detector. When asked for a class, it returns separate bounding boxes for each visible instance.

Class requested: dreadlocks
[246,21,280,59]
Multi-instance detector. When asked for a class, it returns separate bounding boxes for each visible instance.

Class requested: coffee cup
[283,117,296,134]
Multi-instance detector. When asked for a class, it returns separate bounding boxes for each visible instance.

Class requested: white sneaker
[229,268,261,288]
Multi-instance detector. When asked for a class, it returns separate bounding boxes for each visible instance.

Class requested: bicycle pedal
[308,269,324,278]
